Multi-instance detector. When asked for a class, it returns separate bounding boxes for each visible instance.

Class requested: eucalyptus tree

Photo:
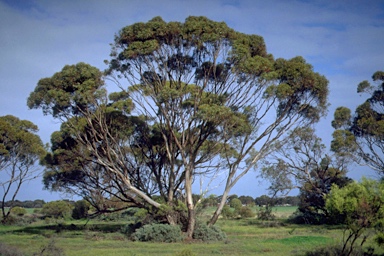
[106,16,329,230]
[0,115,45,223]
[332,71,384,176]
[28,63,180,218]
[29,16,328,238]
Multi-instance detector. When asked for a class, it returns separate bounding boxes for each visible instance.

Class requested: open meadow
[1,206,383,256]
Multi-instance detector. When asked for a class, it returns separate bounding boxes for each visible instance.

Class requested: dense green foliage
[0,115,45,223]
[238,206,256,218]
[326,178,384,255]
[332,71,384,176]
[41,200,74,219]
[10,207,26,217]
[220,205,235,219]
[72,200,90,220]
[229,198,242,210]
[295,168,351,224]
[192,221,226,241]
[132,223,184,242]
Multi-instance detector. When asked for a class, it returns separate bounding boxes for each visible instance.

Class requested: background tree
[201,194,219,207]
[238,195,254,206]
[254,195,272,206]
[332,71,384,176]
[261,127,352,224]
[0,115,45,223]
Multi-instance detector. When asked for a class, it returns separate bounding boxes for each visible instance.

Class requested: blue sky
[0,0,383,201]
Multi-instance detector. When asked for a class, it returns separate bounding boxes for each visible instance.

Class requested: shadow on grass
[2,223,124,235]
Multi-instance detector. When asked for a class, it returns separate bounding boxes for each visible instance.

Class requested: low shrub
[238,206,255,218]
[11,207,27,216]
[121,222,143,237]
[41,201,73,220]
[193,221,227,241]
[2,214,37,226]
[257,206,275,220]
[221,205,235,219]
[132,223,184,242]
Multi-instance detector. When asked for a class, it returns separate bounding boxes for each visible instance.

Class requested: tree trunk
[185,167,195,239]
[208,186,230,226]
[186,207,195,239]
[166,212,178,225]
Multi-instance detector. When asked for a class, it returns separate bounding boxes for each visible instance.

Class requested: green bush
[238,206,255,218]
[257,206,275,220]
[41,200,74,219]
[11,206,27,216]
[72,200,90,219]
[132,223,184,242]
[221,205,235,219]
[193,221,227,241]
[229,198,242,210]
[121,222,143,237]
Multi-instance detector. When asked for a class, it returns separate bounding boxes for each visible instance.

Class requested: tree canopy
[332,71,384,175]
[326,178,384,254]
[0,115,45,222]
[28,16,329,238]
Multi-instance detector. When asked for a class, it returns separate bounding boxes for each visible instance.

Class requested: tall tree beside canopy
[0,115,45,223]
[332,71,384,175]
[106,16,329,230]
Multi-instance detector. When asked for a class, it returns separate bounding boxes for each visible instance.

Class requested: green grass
[25,208,38,214]
[0,209,382,256]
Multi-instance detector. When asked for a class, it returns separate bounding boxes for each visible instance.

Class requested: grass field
[0,206,382,256]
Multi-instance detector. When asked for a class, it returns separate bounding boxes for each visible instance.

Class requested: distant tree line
[1,199,46,208]
[1,194,299,210]
[200,194,299,207]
